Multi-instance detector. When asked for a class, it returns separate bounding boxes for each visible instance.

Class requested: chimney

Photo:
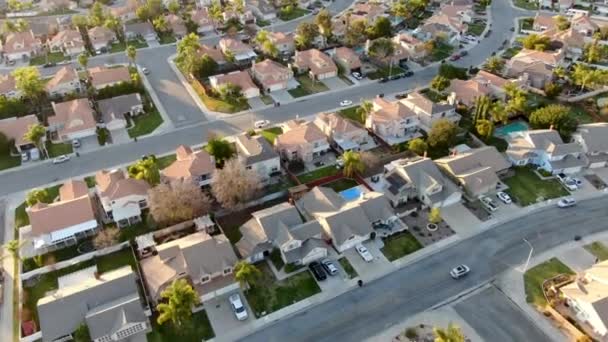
[549,124,554,131]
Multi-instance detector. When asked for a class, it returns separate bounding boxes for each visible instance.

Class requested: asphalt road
[240,196,608,342]
[454,286,552,342]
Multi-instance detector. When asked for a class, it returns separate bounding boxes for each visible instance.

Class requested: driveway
[322,77,350,91]
[454,286,552,342]
[269,90,294,104]
[441,203,482,237]
[248,97,269,110]
[343,240,394,282]
[205,290,255,334]
[110,128,131,145]
[556,246,595,272]
[77,135,101,153]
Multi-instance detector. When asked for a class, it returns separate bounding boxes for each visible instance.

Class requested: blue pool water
[339,186,364,202]
[494,121,529,137]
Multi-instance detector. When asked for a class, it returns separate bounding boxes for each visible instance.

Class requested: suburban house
[349,2,388,24]
[95,168,150,227]
[400,91,460,130]
[541,28,585,60]
[275,120,330,162]
[505,49,565,88]
[27,180,99,253]
[218,38,257,65]
[247,0,277,21]
[446,79,493,107]
[293,49,338,80]
[250,59,294,93]
[533,13,558,31]
[161,145,216,187]
[561,260,608,337]
[237,202,328,265]
[0,73,21,99]
[296,186,400,252]
[505,129,587,174]
[0,114,40,153]
[439,4,473,24]
[222,9,256,25]
[330,47,362,74]
[209,70,260,99]
[140,231,239,303]
[435,146,511,199]
[88,66,132,90]
[108,0,141,22]
[198,44,227,66]
[235,133,281,182]
[39,0,77,12]
[48,98,97,142]
[367,97,421,145]
[571,13,599,36]
[314,112,373,153]
[471,70,520,100]
[381,157,462,208]
[123,22,158,43]
[88,26,117,51]
[268,31,295,55]
[0,30,42,61]
[539,0,573,11]
[45,66,81,97]
[98,93,144,131]
[330,17,347,42]
[572,123,608,168]
[37,266,149,342]
[417,10,467,44]
[191,8,215,33]
[48,29,85,56]
[392,33,429,63]
[165,14,188,39]
[29,19,59,42]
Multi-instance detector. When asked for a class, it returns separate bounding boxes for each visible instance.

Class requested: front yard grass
[297,165,340,184]
[29,52,69,66]
[288,75,329,98]
[381,231,423,262]
[503,167,569,206]
[260,94,274,105]
[198,90,250,113]
[338,106,363,124]
[128,110,164,138]
[260,127,283,144]
[324,178,358,192]
[245,263,321,317]
[524,257,574,307]
[84,176,96,188]
[501,46,522,59]
[368,66,406,80]
[466,22,486,36]
[514,0,539,10]
[338,257,358,279]
[158,32,176,45]
[0,152,20,170]
[584,242,608,261]
[278,7,309,21]
[155,153,177,169]
[110,39,148,53]
[147,310,215,341]
[430,41,454,62]
[45,141,73,158]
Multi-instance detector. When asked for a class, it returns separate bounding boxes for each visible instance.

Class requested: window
[271,166,279,172]
[138,200,147,208]
[201,275,210,283]
[223,267,232,275]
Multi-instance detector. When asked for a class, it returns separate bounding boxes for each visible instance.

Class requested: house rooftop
[45,66,79,92]
[88,66,131,88]
[49,98,97,136]
[161,145,215,180]
[235,133,279,165]
[276,121,327,147]
[95,169,150,201]
[0,114,39,147]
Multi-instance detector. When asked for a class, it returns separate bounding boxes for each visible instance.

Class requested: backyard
[323,178,358,192]
[584,242,608,261]
[339,106,363,124]
[380,231,423,262]
[524,257,574,307]
[503,167,569,206]
[128,110,164,138]
[296,165,341,184]
[245,263,321,317]
[147,310,215,341]
[196,87,250,113]
[288,75,329,98]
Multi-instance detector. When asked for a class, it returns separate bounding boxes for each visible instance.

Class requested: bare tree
[149,180,212,227]
[211,158,261,211]
[93,227,120,250]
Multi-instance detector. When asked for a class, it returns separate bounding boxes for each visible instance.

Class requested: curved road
[241,196,608,342]
[0,0,533,196]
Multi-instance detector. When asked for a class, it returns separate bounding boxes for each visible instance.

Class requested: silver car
[450,265,470,279]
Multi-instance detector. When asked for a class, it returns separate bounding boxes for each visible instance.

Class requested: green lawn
[381,231,423,262]
[117,216,159,242]
[297,165,340,184]
[30,52,69,66]
[0,152,20,170]
[288,75,329,98]
[264,176,296,194]
[324,178,358,192]
[524,257,574,307]
[269,248,285,270]
[338,257,358,279]
[501,46,522,59]
[257,19,271,27]
[584,242,608,261]
[96,248,137,273]
[158,32,176,45]
[519,17,534,31]
[260,127,283,144]
[155,154,177,169]
[339,106,364,124]
[368,66,406,80]
[245,263,321,317]
[84,176,96,188]
[514,0,539,10]
[430,42,454,62]
[22,241,85,272]
[278,7,310,21]
[467,22,486,36]
[45,141,73,158]
[128,110,164,138]
[503,167,569,206]
[110,39,148,53]
[197,89,250,113]
[147,310,215,341]
[15,184,61,229]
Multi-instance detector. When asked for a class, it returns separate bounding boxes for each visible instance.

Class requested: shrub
[404,328,418,339]
[284,263,304,273]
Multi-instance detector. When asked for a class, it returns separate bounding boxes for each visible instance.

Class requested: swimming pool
[339,186,365,202]
[494,121,529,137]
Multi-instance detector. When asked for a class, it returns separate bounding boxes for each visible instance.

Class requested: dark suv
[309,261,327,281]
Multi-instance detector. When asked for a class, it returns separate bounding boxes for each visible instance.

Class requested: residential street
[239,196,608,342]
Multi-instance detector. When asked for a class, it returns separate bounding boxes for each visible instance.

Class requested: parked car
[460,50,468,56]
[340,100,353,106]
[395,93,408,99]
[356,244,373,262]
[449,54,460,61]
[228,293,248,321]
[480,196,498,212]
[558,197,576,208]
[43,62,56,68]
[52,155,70,164]
[321,259,339,276]
[404,71,414,77]
[141,67,150,75]
[352,72,363,80]
[484,30,492,37]
[72,139,81,148]
[572,177,583,187]
[254,120,270,129]
[496,191,512,204]
[450,265,470,279]
[21,152,29,162]
[309,261,327,281]
[563,178,578,191]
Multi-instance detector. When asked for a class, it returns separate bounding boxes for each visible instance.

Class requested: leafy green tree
[206,135,236,167]
[555,15,570,30]
[26,188,50,206]
[12,66,44,112]
[77,53,89,69]
[543,81,562,99]
[366,17,392,39]
[438,63,467,80]
[368,37,395,61]
[427,119,457,148]
[433,323,465,342]
[136,5,151,21]
[255,29,269,45]
[504,83,528,116]
[208,0,223,23]
[408,138,428,156]
[176,33,202,76]
[216,82,245,105]
[23,124,46,157]
[476,119,494,140]
[472,95,491,125]
[428,207,441,224]
[261,40,279,59]
[315,9,332,39]
[234,260,262,288]
[345,18,367,47]
[584,40,603,64]
[72,14,88,28]
[4,240,24,260]
[391,1,410,19]
[104,14,122,37]
[357,100,373,123]
[571,64,605,90]
[490,102,508,124]
[153,16,169,33]
[126,45,137,66]
[295,22,319,50]
[483,56,505,74]
[431,75,450,92]
[521,34,550,51]
[128,156,160,185]
[199,54,218,78]
[157,279,200,328]
[168,0,180,14]
[88,2,107,27]
[529,104,578,138]
[147,0,163,18]
[342,151,365,178]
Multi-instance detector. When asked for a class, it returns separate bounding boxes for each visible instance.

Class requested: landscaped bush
[405,328,418,339]
[96,81,143,100]
[284,263,304,273]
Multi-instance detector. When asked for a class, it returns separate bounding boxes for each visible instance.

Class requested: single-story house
[0,114,41,153]
[45,66,81,97]
[98,93,144,131]
[87,26,117,52]
[331,47,362,74]
[47,29,85,56]
[0,30,42,62]
[123,22,158,43]
[219,38,257,65]
[268,31,295,55]
[209,71,260,99]
[88,66,132,90]
[0,73,21,99]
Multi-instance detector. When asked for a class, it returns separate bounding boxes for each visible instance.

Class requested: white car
[558,197,576,208]
[340,100,353,107]
[72,139,81,148]
[228,293,248,321]
[52,155,70,164]
[496,191,512,204]
[254,120,270,129]
[351,72,363,80]
[480,196,498,212]
[356,244,373,262]
[141,67,150,75]
[450,265,470,279]
[563,178,578,191]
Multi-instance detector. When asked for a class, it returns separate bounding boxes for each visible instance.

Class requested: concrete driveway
[205,290,255,334]
[77,135,101,153]
[248,97,269,110]
[110,128,131,144]
[441,203,481,237]
[344,240,394,282]
[556,246,595,272]
[322,77,350,91]
[269,90,293,104]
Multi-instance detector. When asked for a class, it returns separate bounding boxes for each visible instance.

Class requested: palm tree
[23,123,47,158]
[127,157,160,185]
[490,102,508,125]
[77,53,89,70]
[234,260,262,289]
[483,56,504,74]
[126,45,137,66]
[153,16,169,33]
[342,151,365,178]
[433,323,465,342]
[156,279,200,328]
[356,100,373,123]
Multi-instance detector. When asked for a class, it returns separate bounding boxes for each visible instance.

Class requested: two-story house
[48,29,85,56]
[314,112,374,153]
[1,30,42,62]
[95,169,151,227]
[218,38,257,65]
[0,73,21,99]
[88,66,132,90]
[275,120,330,162]
[246,0,277,21]
[293,49,338,80]
[268,31,295,55]
[366,97,421,145]
[571,123,608,168]
[48,98,97,143]
[235,133,281,183]
[161,145,216,187]
[399,92,460,131]
[88,26,117,52]
[250,59,294,93]
[209,70,260,98]
[541,28,585,60]
[191,8,215,34]
[330,47,362,74]
[392,33,429,63]
[45,66,81,97]
[505,49,566,89]
[0,114,41,153]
